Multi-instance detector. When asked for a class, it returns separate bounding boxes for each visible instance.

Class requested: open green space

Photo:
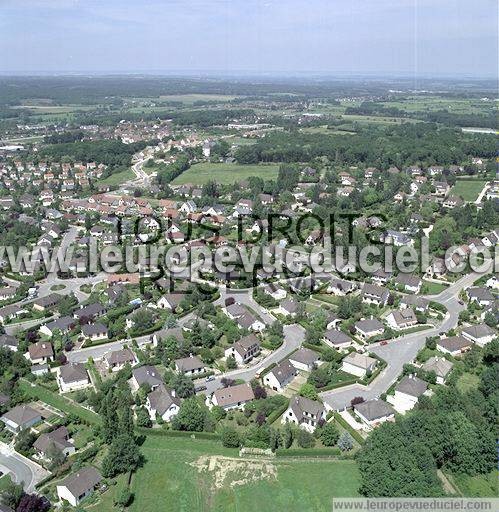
[19,380,101,426]
[93,435,359,512]
[97,168,135,187]
[450,470,498,497]
[450,180,487,202]
[421,280,449,295]
[455,372,481,393]
[171,162,280,185]
[0,473,13,492]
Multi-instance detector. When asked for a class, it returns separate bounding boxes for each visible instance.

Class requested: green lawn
[456,372,481,393]
[0,473,13,492]
[97,168,135,187]
[450,470,498,497]
[172,162,280,185]
[450,180,487,202]
[104,435,360,512]
[421,280,449,295]
[19,380,101,426]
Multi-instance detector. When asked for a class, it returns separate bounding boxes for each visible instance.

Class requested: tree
[226,355,237,370]
[171,398,207,432]
[337,431,354,452]
[115,488,133,509]
[102,434,142,478]
[299,383,319,401]
[15,429,35,455]
[297,429,315,448]
[1,480,23,510]
[283,422,294,448]
[135,407,152,428]
[172,373,195,398]
[320,423,340,446]
[221,427,240,448]
[15,494,50,512]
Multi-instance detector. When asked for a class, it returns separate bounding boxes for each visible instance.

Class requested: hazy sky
[1,0,497,77]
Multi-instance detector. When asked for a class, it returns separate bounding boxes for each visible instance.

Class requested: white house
[146,385,180,422]
[224,334,260,365]
[461,324,496,347]
[57,363,91,393]
[209,383,255,411]
[386,308,418,330]
[57,467,102,507]
[281,395,325,432]
[354,318,385,340]
[341,352,377,378]
[289,348,320,372]
[354,399,395,428]
[263,359,297,392]
[174,355,205,376]
[388,375,428,414]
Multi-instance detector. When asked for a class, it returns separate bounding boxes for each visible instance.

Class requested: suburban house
[394,274,422,294]
[131,365,163,391]
[1,405,42,433]
[56,466,102,507]
[461,324,496,347]
[354,318,385,340]
[400,295,429,313]
[326,277,357,296]
[361,284,390,307]
[157,294,185,311]
[209,383,255,410]
[274,298,299,317]
[263,359,297,392]
[0,334,19,352]
[354,399,395,428]
[389,375,428,413]
[32,293,62,312]
[34,426,75,461]
[224,334,260,365]
[57,363,90,393]
[386,308,418,330]
[467,287,494,307]
[323,329,353,350]
[39,316,76,337]
[341,352,377,378]
[27,341,54,364]
[104,348,138,371]
[436,336,472,356]
[262,283,287,300]
[281,395,325,432]
[422,357,454,385]
[146,385,180,422]
[174,355,205,376]
[81,323,108,341]
[289,348,320,372]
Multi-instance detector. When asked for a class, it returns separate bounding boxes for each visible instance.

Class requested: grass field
[450,470,498,497]
[104,435,360,512]
[171,162,280,185]
[421,280,449,295]
[97,168,135,187]
[456,372,481,393]
[450,180,487,202]
[19,380,101,425]
[0,473,13,492]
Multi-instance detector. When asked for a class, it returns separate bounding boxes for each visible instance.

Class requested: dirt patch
[190,455,277,489]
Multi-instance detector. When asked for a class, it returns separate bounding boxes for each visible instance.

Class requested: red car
[380,340,388,346]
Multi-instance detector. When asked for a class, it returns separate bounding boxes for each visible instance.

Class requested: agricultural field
[172,162,280,185]
[92,435,360,512]
[450,180,487,202]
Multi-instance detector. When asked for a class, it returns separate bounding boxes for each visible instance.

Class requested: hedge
[275,447,346,458]
[135,427,220,440]
[316,378,357,392]
[266,398,290,424]
[333,412,365,445]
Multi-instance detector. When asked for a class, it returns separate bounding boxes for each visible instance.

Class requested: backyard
[450,180,487,202]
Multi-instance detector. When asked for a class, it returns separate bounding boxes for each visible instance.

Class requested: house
[421,357,454,385]
[233,199,253,217]
[436,336,473,356]
[400,295,429,313]
[354,318,385,340]
[326,278,356,296]
[382,230,413,247]
[34,426,75,460]
[56,466,102,507]
[1,405,41,433]
[131,365,163,391]
[467,287,495,307]
[157,294,185,311]
[57,363,90,393]
[39,316,75,337]
[73,303,107,321]
[323,329,353,350]
[461,324,496,347]
[390,375,428,413]
[210,383,255,410]
[442,195,464,209]
[0,287,16,301]
[179,200,197,214]
[341,352,377,378]
[81,323,108,341]
[146,385,180,422]
[263,359,297,392]
[354,399,395,428]
[361,284,390,307]
[274,298,299,317]
[104,348,138,371]
[427,257,447,278]
[386,308,418,330]
[371,269,392,285]
[236,312,266,332]
[223,302,247,320]
[174,355,205,376]
[32,293,62,312]
[262,283,287,301]
[224,334,260,365]
[28,341,54,364]
[394,274,422,294]
[289,348,320,372]
[281,395,325,432]
[0,334,19,352]
[31,363,49,376]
